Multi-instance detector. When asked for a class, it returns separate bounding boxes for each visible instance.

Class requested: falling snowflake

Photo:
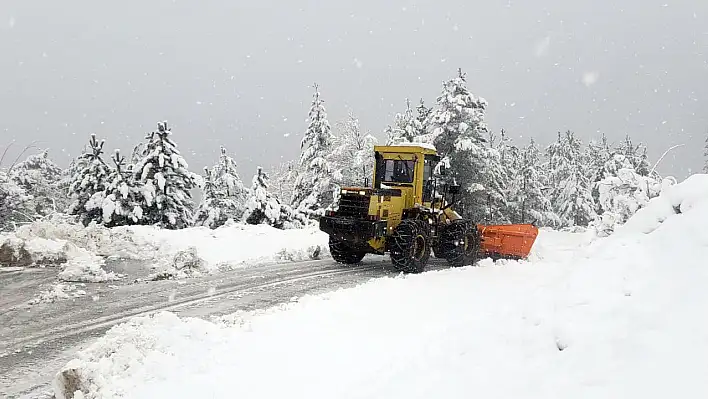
[582,72,599,87]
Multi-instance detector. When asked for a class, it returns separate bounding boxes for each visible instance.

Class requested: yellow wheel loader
[319,144,539,273]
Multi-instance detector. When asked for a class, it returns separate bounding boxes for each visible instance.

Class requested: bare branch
[7,140,42,174]
[0,140,16,168]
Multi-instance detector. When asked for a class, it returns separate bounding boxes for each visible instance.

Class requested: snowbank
[1,216,328,282]
[55,174,708,399]
[127,223,328,277]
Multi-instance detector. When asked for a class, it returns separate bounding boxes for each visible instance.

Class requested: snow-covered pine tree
[211,146,248,217]
[385,99,417,145]
[10,149,69,218]
[67,135,111,226]
[585,134,612,183]
[553,131,597,227]
[291,84,336,216]
[269,160,300,203]
[101,150,145,227]
[212,146,246,198]
[244,166,307,229]
[415,98,433,130]
[331,112,378,187]
[617,135,651,176]
[133,121,199,229]
[193,167,240,229]
[430,68,499,221]
[506,139,558,226]
[584,134,613,214]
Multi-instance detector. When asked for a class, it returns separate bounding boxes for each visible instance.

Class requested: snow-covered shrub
[8,149,67,220]
[0,168,32,231]
[243,167,309,229]
[592,154,663,236]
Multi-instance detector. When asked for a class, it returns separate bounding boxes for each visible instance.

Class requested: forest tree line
[1,68,697,235]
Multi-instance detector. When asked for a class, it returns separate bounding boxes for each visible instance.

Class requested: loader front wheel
[329,236,366,265]
[390,219,430,273]
[440,220,481,267]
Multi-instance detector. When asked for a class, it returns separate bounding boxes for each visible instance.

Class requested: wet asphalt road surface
[0,256,449,398]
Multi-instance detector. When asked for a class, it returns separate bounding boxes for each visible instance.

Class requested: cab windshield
[379,158,415,184]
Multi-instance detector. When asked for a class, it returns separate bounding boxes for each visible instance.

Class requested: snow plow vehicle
[319,144,539,273]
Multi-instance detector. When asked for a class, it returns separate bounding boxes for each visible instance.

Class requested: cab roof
[374,143,438,156]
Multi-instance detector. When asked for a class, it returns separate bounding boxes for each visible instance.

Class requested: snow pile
[0,235,68,267]
[1,215,327,279]
[30,283,87,305]
[617,174,708,236]
[129,223,328,275]
[54,174,708,399]
[58,252,120,283]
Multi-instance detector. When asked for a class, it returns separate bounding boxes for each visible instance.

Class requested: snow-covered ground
[53,174,708,398]
[1,220,328,283]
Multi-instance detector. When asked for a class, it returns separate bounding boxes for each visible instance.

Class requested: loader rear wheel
[390,219,430,273]
[440,220,481,267]
[329,236,366,265]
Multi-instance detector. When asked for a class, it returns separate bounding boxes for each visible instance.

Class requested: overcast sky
[0,0,706,180]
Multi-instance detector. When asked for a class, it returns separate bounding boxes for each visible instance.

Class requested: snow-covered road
[1,256,448,398]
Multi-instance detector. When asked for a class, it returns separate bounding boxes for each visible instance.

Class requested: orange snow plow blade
[477,224,539,260]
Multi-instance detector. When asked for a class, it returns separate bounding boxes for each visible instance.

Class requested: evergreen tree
[244,166,307,229]
[617,135,651,176]
[553,131,597,226]
[101,150,145,227]
[212,146,247,199]
[584,134,613,213]
[415,98,433,129]
[585,134,612,183]
[430,68,497,220]
[269,160,300,203]
[68,135,111,226]
[10,149,69,218]
[385,99,417,145]
[291,84,336,216]
[133,121,198,229]
[331,112,378,187]
[507,139,558,226]
[193,167,242,229]
[481,146,511,223]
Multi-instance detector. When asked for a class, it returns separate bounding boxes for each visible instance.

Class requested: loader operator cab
[373,145,441,207]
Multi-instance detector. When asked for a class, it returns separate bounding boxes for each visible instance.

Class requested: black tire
[329,236,366,265]
[439,220,481,267]
[389,219,430,273]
